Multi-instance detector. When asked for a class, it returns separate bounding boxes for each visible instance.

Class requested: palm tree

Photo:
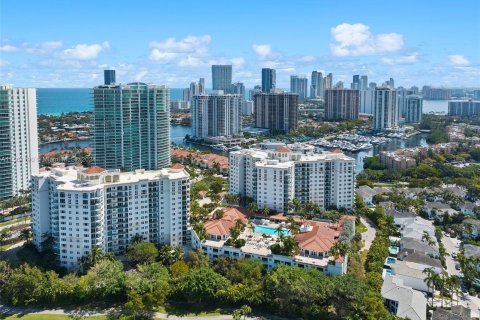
[464,222,473,238]
[421,231,432,244]
[286,216,300,235]
[20,228,31,242]
[247,221,255,235]
[262,206,270,217]
[423,268,437,307]
[328,242,349,259]
[247,202,258,215]
[449,275,461,306]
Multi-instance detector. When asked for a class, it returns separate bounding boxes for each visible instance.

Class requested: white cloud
[448,54,470,66]
[381,52,419,65]
[330,23,403,57]
[149,50,178,62]
[61,42,109,60]
[252,44,275,59]
[134,70,148,81]
[149,35,211,62]
[0,44,19,52]
[178,56,207,67]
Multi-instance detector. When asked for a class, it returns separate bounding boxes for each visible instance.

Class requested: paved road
[0,221,30,231]
[0,305,268,320]
[360,216,377,251]
[439,232,480,317]
[442,234,461,276]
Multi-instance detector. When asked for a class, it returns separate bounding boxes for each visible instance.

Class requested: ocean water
[37,88,185,115]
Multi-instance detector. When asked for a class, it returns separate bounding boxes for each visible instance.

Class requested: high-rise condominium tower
[212,65,232,93]
[254,92,299,134]
[104,70,116,85]
[323,73,333,91]
[261,68,276,93]
[31,164,190,269]
[351,75,360,90]
[93,82,170,171]
[192,93,242,138]
[0,85,39,199]
[324,89,360,120]
[290,75,308,101]
[310,71,324,99]
[373,87,398,130]
[404,95,423,124]
[231,82,245,97]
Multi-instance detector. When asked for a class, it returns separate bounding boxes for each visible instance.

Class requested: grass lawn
[0,217,30,228]
[0,238,24,251]
[355,222,368,234]
[0,315,108,320]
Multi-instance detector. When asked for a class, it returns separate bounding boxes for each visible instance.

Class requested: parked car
[452,251,457,258]
[455,263,461,270]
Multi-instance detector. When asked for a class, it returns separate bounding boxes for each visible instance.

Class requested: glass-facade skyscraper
[93,82,171,171]
[104,70,116,85]
[261,68,276,93]
[212,65,232,93]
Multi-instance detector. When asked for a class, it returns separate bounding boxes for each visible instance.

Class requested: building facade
[324,73,333,90]
[231,82,245,97]
[229,146,355,211]
[0,85,39,199]
[261,68,276,93]
[103,70,116,85]
[373,87,398,130]
[192,93,242,139]
[92,82,170,171]
[31,164,190,269]
[324,89,360,120]
[212,65,232,93]
[310,71,323,99]
[448,100,480,116]
[290,75,308,100]
[405,95,423,124]
[253,92,298,134]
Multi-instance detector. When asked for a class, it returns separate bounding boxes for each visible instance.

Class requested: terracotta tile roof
[330,148,343,153]
[171,163,185,170]
[204,207,250,236]
[275,146,290,153]
[82,166,106,174]
[295,224,338,253]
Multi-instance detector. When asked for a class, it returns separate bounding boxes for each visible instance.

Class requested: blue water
[37,88,185,115]
[255,225,290,236]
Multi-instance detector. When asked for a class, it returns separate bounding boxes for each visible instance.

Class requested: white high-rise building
[229,146,355,211]
[31,164,190,269]
[192,93,242,138]
[0,85,39,199]
[373,87,398,131]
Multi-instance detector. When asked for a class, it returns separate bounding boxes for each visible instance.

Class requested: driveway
[360,216,377,251]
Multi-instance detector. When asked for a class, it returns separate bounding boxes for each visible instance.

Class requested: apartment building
[229,145,355,211]
[31,163,190,269]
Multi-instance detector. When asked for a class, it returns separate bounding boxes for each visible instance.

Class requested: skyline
[1,0,480,88]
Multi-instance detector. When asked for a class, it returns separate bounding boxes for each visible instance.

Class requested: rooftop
[381,276,427,320]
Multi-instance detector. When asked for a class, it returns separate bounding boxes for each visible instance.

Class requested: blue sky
[1,0,479,88]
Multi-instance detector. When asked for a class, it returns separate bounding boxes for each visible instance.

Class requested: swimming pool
[389,246,399,254]
[255,225,290,236]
